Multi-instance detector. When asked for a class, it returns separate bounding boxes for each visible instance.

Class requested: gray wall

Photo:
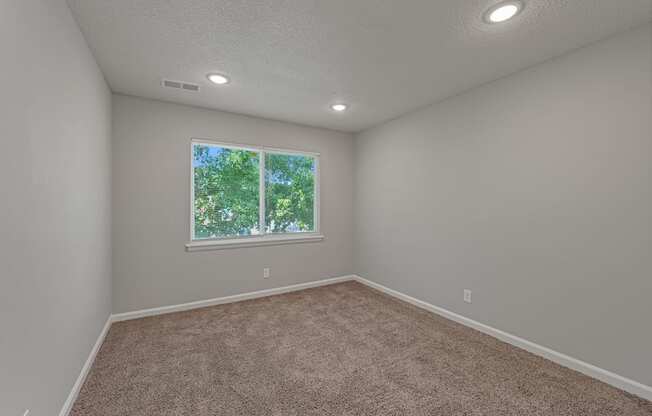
[0,1,112,415]
[354,23,652,387]
[112,95,354,313]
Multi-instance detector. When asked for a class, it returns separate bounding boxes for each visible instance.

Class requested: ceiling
[67,0,652,132]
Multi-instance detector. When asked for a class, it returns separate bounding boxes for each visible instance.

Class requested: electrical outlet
[463,289,472,304]
[263,268,270,278]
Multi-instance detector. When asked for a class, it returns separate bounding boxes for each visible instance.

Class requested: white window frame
[186,138,323,251]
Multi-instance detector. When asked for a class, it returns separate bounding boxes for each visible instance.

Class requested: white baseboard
[60,275,355,414]
[353,275,652,402]
[58,276,355,415]
[60,273,651,416]
[111,275,356,322]
[59,316,112,416]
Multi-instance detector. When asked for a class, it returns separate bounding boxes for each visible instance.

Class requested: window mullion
[259,151,266,235]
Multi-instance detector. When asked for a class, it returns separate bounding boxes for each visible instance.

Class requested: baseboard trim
[60,275,355,415]
[61,274,651,415]
[59,316,112,416]
[353,275,652,402]
[111,275,356,322]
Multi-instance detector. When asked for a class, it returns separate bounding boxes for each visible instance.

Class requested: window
[187,139,321,250]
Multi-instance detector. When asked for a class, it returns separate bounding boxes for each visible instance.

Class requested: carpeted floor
[71,281,652,415]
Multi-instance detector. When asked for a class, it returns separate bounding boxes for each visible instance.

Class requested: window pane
[193,144,260,239]
[265,153,315,233]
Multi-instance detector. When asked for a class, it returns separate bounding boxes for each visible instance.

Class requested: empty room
[3,0,652,415]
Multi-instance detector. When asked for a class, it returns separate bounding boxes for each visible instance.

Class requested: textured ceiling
[67,0,652,132]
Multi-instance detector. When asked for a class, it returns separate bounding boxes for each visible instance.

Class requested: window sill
[185,233,324,252]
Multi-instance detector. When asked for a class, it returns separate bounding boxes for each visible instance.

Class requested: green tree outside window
[192,142,316,239]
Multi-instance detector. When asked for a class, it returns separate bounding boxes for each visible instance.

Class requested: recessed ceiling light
[207,73,230,85]
[331,103,347,112]
[484,1,523,23]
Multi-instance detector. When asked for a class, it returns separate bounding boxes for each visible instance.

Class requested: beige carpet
[71,281,652,415]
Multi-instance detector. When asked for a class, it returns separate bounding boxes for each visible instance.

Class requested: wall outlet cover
[463,289,472,304]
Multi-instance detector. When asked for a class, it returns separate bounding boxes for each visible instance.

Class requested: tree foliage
[193,144,315,239]
[265,153,314,233]
[193,146,259,238]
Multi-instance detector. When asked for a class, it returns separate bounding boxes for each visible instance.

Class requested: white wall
[112,95,354,313]
[0,1,112,415]
[354,23,652,387]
